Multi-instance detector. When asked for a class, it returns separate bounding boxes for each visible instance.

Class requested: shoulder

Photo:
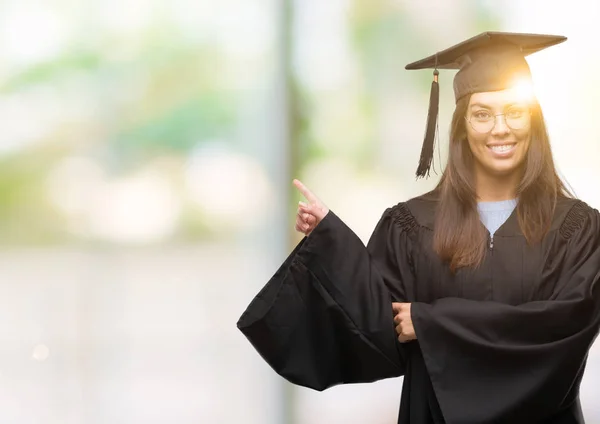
[384,190,439,233]
[553,196,600,241]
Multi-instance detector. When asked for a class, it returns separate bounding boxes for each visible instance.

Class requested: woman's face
[465,89,532,178]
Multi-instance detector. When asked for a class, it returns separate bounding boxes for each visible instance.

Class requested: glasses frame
[465,107,532,134]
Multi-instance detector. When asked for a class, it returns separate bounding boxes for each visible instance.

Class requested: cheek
[466,130,487,153]
[515,130,532,150]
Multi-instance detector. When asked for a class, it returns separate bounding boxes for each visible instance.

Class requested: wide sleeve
[411,203,600,424]
[236,205,415,391]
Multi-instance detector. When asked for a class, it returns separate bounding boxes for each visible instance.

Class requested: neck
[475,170,521,202]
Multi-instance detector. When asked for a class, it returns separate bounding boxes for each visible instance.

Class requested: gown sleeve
[411,202,600,424]
[236,205,415,391]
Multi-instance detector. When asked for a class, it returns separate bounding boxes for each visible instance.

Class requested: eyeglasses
[465,106,532,133]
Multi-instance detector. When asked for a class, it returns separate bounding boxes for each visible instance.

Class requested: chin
[484,161,524,177]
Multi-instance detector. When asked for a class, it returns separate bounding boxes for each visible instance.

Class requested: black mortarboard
[405,31,567,178]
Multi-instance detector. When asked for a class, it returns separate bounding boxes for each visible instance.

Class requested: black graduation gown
[237,192,600,424]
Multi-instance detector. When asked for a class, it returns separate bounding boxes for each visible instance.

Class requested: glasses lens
[469,111,494,133]
[505,107,530,130]
[471,120,494,133]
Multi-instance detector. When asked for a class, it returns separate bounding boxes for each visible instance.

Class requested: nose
[490,114,510,136]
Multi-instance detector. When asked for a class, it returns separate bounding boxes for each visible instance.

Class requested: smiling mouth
[487,144,516,153]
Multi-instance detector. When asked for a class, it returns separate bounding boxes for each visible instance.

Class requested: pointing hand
[293,179,329,236]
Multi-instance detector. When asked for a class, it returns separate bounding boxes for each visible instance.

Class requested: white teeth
[490,145,514,152]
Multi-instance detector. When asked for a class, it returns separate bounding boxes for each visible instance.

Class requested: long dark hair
[433,95,572,272]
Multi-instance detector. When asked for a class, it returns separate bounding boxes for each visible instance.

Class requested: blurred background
[0,0,598,423]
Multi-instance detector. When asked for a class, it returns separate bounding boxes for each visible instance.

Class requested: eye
[506,107,526,119]
[473,110,492,120]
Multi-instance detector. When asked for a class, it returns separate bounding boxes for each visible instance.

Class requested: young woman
[237,32,600,424]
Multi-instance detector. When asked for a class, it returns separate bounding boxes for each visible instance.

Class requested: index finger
[293,179,318,203]
[392,302,404,314]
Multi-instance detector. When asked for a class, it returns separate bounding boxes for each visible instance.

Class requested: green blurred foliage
[0,1,500,245]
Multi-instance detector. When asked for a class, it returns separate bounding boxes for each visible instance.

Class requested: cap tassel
[416,69,439,179]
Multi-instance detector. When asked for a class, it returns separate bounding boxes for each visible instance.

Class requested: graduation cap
[405,31,567,178]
